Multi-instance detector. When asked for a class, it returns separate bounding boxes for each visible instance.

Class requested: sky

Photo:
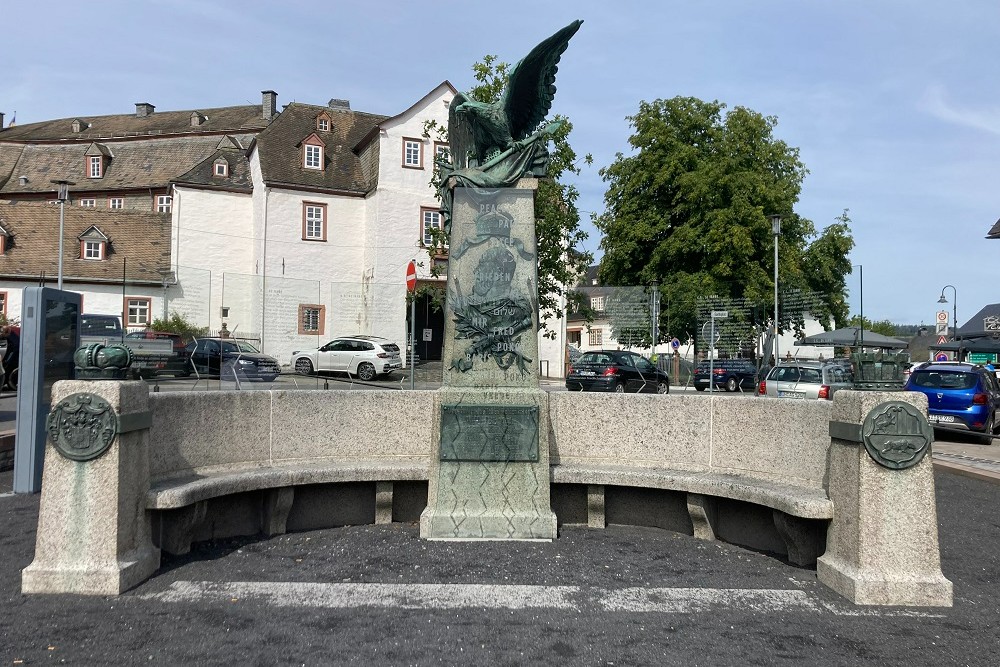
[3,0,999,328]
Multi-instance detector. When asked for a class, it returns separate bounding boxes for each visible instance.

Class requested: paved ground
[1,461,999,665]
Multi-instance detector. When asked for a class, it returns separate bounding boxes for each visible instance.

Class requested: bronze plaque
[440,404,539,462]
[46,393,119,462]
[861,400,934,470]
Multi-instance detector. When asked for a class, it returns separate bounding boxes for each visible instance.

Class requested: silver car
[758,361,853,400]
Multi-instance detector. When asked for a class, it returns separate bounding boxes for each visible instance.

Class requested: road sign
[711,310,728,319]
[670,337,680,350]
[935,353,949,362]
[936,311,948,323]
[405,261,417,292]
[936,335,948,345]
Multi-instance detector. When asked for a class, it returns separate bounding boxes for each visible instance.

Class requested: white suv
[291,335,402,381]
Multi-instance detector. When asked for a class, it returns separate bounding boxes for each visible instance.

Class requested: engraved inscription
[440,404,539,462]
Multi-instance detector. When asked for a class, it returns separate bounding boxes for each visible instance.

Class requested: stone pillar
[817,390,953,606]
[420,182,557,540]
[21,380,160,595]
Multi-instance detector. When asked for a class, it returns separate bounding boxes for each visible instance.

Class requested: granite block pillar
[817,390,953,606]
[420,182,557,540]
[22,380,160,595]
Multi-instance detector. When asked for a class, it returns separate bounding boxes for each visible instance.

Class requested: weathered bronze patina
[861,400,933,470]
[46,393,119,462]
[74,342,135,380]
[440,404,539,462]
[851,351,907,391]
[438,19,583,233]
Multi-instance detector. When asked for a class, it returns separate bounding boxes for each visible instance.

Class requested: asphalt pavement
[2,374,1000,664]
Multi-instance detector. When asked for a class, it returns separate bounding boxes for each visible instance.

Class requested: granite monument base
[420,387,557,540]
[21,380,160,595]
[816,390,953,606]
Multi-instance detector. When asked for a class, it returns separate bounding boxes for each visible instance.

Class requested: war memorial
[17,20,951,611]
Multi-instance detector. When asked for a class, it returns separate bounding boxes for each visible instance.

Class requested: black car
[185,338,281,382]
[693,358,759,392]
[566,350,669,393]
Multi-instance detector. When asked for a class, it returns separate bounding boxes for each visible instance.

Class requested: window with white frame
[421,208,441,246]
[403,139,422,168]
[109,197,123,209]
[83,240,104,260]
[79,198,96,207]
[88,156,103,178]
[0,291,6,316]
[302,203,326,240]
[590,296,605,312]
[213,160,228,177]
[317,117,329,131]
[126,297,151,326]
[298,304,326,335]
[588,328,603,346]
[156,195,172,213]
[304,144,322,169]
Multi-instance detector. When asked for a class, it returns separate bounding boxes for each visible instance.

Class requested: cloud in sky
[921,84,1000,137]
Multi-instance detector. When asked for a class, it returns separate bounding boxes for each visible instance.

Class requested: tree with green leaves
[423,55,593,337]
[596,96,854,346]
[847,315,898,338]
[150,311,208,343]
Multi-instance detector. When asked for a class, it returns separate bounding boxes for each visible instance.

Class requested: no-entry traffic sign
[406,260,417,292]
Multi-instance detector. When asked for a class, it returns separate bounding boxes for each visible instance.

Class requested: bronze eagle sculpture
[446,19,583,173]
[438,20,583,233]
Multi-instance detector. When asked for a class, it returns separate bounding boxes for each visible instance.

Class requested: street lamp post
[51,179,75,290]
[158,269,176,322]
[855,264,864,351]
[770,215,782,364]
[938,285,958,360]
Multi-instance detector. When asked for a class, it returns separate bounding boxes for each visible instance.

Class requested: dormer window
[85,142,111,179]
[301,134,325,171]
[213,159,229,177]
[72,119,88,133]
[0,224,10,255]
[78,226,109,261]
[316,112,331,132]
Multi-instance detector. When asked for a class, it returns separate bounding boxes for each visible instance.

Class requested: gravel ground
[1,470,998,666]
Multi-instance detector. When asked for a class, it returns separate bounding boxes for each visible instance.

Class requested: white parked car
[290,335,402,381]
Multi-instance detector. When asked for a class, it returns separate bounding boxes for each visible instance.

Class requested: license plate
[579,371,596,376]
[928,414,955,423]
[778,391,805,399]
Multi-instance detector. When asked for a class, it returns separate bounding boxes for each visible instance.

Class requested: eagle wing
[501,19,583,141]
[447,91,474,170]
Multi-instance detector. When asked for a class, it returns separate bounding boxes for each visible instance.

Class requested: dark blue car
[904,362,1000,444]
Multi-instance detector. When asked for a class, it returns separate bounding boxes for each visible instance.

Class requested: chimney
[190,111,205,127]
[135,102,155,118]
[328,98,351,111]
[262,90,277,121]
[0,112,4,129]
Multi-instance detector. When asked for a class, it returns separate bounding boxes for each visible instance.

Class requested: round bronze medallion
[45,393,119,462]
[861,400,933,470]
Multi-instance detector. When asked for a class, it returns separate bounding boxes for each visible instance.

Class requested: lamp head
[769,214,782,235]
[938,294,948,304]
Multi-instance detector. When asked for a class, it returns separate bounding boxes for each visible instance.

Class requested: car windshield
[910,370,978,390]
[221,341,260,354]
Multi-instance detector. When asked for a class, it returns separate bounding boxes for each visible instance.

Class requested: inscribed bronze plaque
[440,404,539,462]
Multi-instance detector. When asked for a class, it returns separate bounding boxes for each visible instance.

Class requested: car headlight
[291,351,299,356]
[238,359,255,365]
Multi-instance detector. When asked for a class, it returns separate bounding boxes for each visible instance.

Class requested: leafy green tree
[596,97,854,344]
[423,55,594,336]
[150,311,209,343]
[847,315,898,338]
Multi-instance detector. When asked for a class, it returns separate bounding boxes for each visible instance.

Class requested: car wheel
[979,416,995,445]
[6,368,16,391]
[358,362,376,381]
[657,381,669,394]
[261,375,278,383]
[695,386,705,392]
[294,358,314,375]
[726,377,738,392]
[613,382,625,394]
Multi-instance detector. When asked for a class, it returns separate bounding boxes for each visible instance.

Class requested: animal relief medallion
[861,401,933,470]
